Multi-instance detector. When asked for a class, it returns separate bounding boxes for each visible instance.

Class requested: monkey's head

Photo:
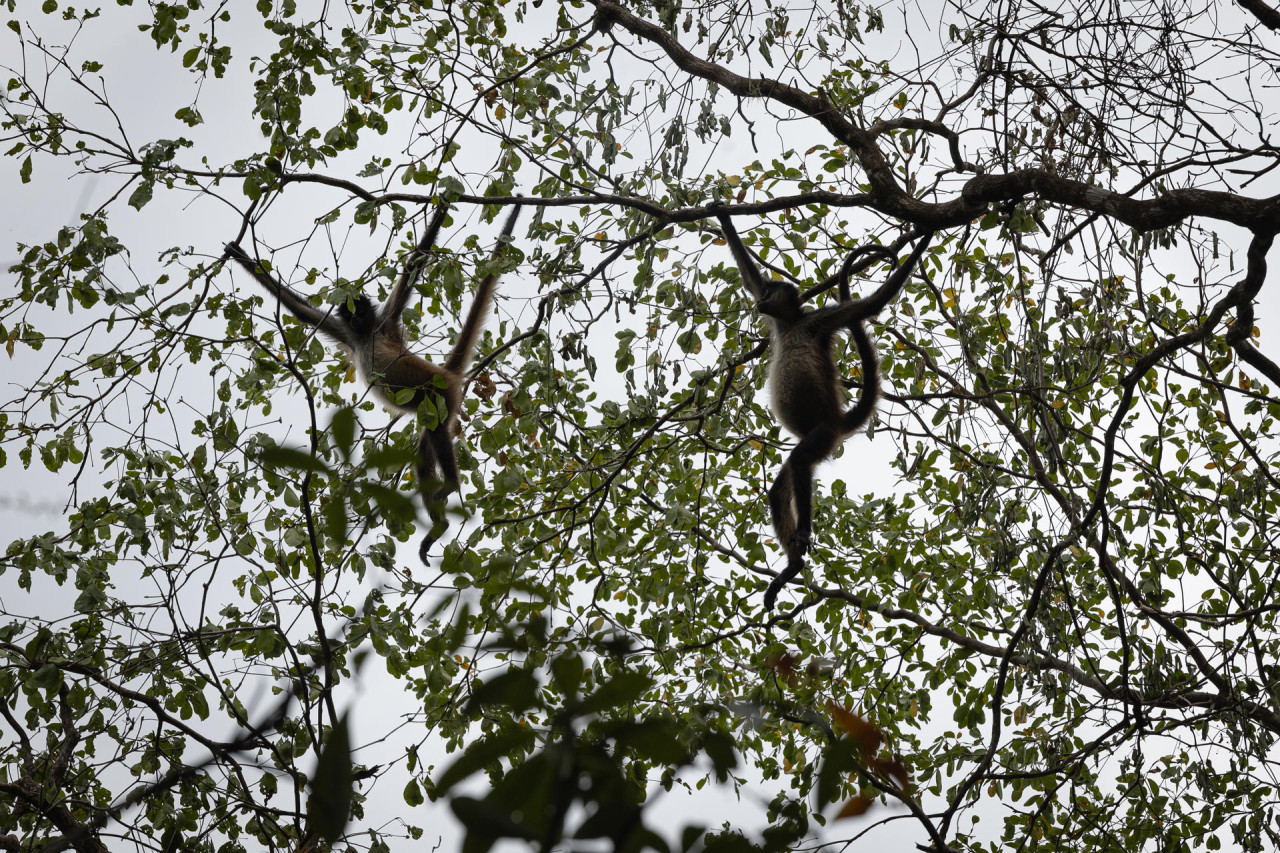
[754,280,803,321]
[339,295,380,336]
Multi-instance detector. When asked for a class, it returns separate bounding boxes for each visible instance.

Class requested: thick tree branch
[590,0,1280,235]
[1238,0,1280,30]
[589,0,911,210]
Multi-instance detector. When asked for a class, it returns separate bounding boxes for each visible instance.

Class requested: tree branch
[1238,0,1280,30]
[589,0,1280,234]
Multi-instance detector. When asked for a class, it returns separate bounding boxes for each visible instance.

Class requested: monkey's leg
[782,425,840,557]
[415,427,449,564]
[414,427,445,560]
[428,426,462,502]
[767,462,798,550]
[764,463,801,611]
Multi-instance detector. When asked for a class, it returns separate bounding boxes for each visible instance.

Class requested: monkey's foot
[763,556,806,612]
[418,520,448,565]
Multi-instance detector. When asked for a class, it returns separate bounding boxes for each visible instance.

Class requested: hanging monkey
[225,202,521,564]
[714,208,933,610]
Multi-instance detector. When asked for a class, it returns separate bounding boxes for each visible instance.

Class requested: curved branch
[868,116,980,174]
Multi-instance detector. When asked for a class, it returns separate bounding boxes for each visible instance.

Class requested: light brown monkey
[226,203,520,563]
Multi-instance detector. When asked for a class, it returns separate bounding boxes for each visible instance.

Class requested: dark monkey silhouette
[715,209,932,609]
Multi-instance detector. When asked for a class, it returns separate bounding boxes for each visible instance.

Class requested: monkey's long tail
[840,322,880,436]
[443,204,522,373]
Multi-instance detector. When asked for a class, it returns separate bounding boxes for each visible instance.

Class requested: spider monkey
[714,207,933,610]
[225,202,521,565]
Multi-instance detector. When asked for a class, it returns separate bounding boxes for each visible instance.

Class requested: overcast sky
[6,3,1280,850]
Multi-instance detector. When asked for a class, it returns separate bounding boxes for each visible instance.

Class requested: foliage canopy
[5,1,1280,851]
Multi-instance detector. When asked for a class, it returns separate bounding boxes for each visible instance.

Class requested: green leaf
[307,714,354,843]
[260,445,330,474]
[550,653,585,699]
[578,670,653,715]
[435,729,535,794]
[463,668,540,714]
[451,795,535,849]
[612,720,690,765]
[127,179,153,210]
[330,407,356,458]
[73,585,107,613]
[30,663,61,693]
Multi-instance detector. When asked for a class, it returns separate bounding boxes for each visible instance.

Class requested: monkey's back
[355,339,458,420]
[768,329,844,437]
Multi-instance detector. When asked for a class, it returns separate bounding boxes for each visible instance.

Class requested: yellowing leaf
[826,702,882,755]
[836,796,874,819]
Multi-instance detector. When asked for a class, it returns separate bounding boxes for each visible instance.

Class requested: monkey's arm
[714,211,772,303]
[496,203,521,240]
[225,242,347,339]
[385,203,451,320]
[441,204,522,374]
[810,232,934,335]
